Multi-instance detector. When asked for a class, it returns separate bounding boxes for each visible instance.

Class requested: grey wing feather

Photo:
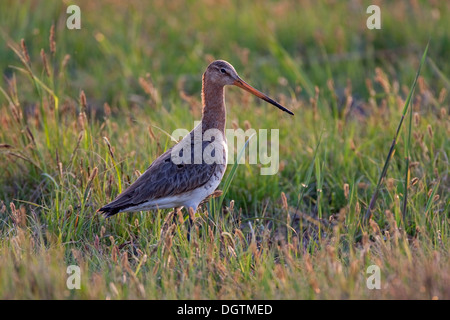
[98,139,218,215]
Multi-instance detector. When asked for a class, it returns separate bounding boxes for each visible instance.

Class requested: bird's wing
[98,136,223,216]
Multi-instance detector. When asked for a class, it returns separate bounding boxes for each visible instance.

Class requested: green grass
[0,0,449,299]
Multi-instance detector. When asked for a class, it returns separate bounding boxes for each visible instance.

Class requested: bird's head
[204,60,294,115]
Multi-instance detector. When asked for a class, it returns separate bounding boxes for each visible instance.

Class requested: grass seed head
[427,124,433,138]
[80,90,87,111]
[20,39,31,65]
[344,183,350,199]
[49,24,56,55]
[40,49,50,77]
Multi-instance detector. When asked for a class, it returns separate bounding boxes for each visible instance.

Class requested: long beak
[233,78,294,116]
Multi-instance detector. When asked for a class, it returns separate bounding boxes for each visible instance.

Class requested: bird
[97,60,294,224]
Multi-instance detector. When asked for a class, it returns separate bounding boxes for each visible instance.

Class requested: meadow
[0,0,448,299]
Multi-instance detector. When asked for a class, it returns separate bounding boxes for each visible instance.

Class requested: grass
[0,0,449,299]
[365,42,429,222]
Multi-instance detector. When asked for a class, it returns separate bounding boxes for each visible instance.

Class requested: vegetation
[0,0,448,299]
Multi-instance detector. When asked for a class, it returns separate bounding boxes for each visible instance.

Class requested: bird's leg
[172,207,182,224]
[187,207,196,242]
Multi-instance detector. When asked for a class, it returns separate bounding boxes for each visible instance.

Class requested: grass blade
[364,42,429,222]
[217,133,256,213]
[294,129,324,212]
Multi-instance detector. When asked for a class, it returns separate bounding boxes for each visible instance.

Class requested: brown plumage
[98,131,222,217]
[98,60,293,218]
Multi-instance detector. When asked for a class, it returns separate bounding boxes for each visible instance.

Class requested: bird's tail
[97,205,121,218]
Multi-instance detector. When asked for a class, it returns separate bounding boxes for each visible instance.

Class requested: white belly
[123,140,227,213]
[121,172,223,213]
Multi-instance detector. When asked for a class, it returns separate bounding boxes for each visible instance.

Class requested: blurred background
[0,0,448,212]
[1,0,448,106]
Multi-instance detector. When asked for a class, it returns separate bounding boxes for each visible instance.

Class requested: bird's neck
[201,74,226,134]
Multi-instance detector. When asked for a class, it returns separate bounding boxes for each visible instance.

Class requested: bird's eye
[220,68,226,74]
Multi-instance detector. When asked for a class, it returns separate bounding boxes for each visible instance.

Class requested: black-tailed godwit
[98,60,293,223]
